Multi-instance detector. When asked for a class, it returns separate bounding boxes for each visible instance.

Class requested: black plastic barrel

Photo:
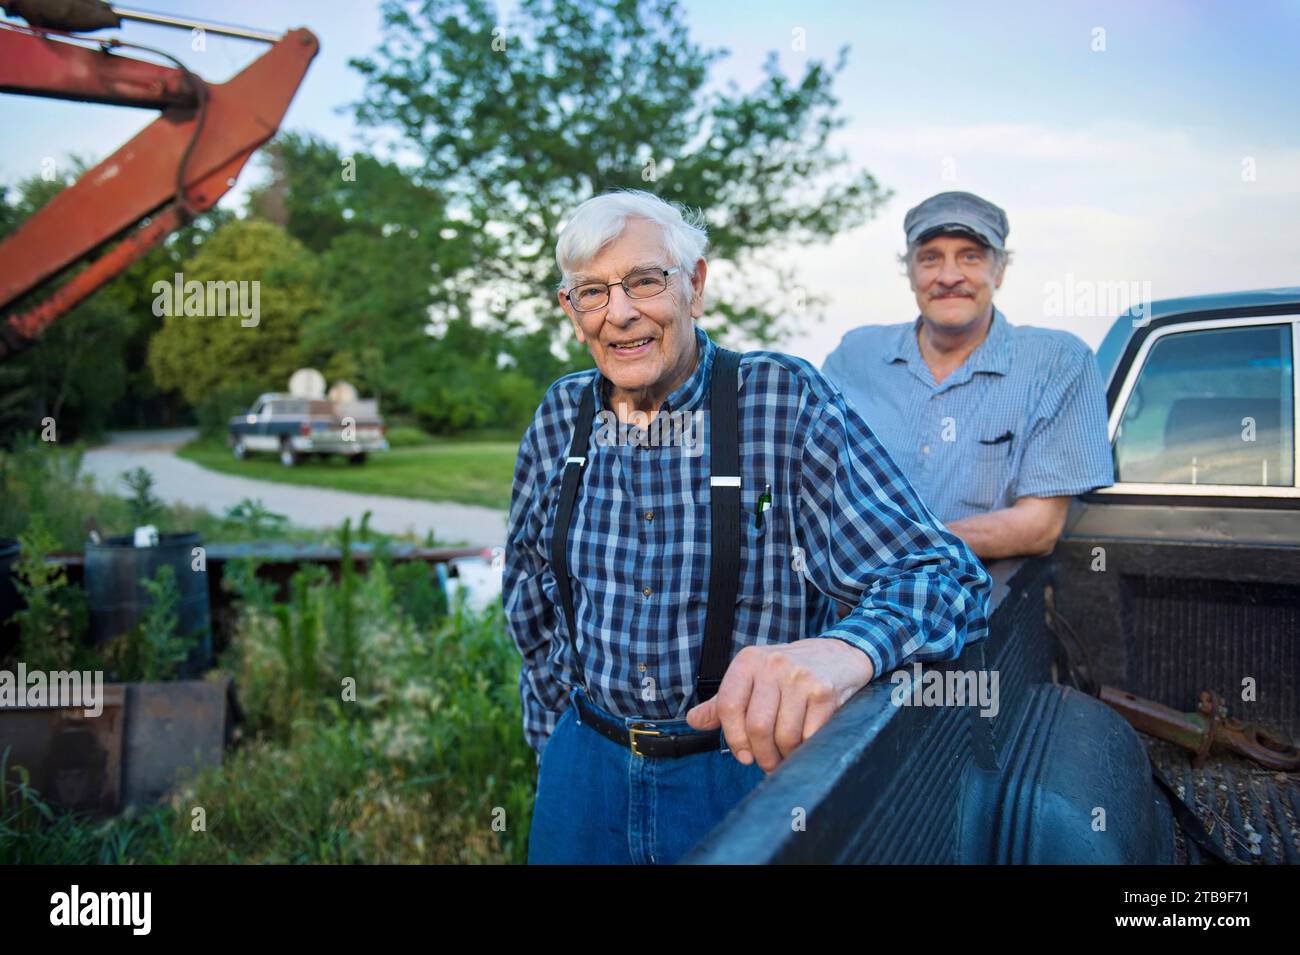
[0,537,21,660]
[83,532,212,676]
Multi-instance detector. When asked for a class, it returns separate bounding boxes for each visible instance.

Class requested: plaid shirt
[504,324,992,758]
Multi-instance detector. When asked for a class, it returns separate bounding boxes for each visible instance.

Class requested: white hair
[555,189,708,291]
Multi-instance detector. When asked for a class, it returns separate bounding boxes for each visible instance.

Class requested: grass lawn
[177,434,519,511]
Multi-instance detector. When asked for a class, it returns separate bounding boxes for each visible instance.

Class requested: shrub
[5,519,534,863]
[118,467,164,530]
[100,564,195,683]
[6,521,88,671]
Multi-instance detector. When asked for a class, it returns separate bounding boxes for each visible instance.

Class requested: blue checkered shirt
[504,324,992,758]
[821,307,1114,522]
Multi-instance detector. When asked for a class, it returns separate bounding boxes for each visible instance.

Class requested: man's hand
[685,639,875,774]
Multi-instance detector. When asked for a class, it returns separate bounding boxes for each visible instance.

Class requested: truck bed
[1144,736,1300,864]
[1054,506,1300,866]
[689,556,1299,865]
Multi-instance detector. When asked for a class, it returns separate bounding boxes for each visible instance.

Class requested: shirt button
[642,586,652,597]
[638,663,647,673]
[645,511,654,521]
[923,445,931,454]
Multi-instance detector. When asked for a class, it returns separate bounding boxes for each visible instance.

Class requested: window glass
[1114,324,1294,486]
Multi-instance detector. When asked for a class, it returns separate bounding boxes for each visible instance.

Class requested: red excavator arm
[0,2,318,358]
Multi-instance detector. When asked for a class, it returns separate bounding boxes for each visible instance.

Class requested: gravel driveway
[80,429,507,548]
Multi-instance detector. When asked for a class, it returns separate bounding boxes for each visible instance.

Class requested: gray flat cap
[904,191,1009,250]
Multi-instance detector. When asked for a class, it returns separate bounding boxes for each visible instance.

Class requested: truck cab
[688,288,1299,865]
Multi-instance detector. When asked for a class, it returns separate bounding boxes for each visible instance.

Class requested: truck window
[1114,323,1295,486]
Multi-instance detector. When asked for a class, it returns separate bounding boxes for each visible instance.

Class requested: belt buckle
[628,722,661,757]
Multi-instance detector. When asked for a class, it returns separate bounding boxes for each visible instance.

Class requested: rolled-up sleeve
[1013,343,1115,500]
[794,396,992,678]
[503,422,566,759]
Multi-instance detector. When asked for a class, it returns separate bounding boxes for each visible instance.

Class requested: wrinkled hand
[685,639,875,774]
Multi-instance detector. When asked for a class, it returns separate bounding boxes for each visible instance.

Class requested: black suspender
[550,347,742,706]
[697,347,741,702]
[550,380,597,695]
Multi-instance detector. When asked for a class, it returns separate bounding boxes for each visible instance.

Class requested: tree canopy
[350,0,889,345]
[1,0,889,443]
[147,219,320,407]
[0,167,233,442]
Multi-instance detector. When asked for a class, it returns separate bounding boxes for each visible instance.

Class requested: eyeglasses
[563,267,681,312]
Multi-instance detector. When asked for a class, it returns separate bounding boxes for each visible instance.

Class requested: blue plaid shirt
[504,324,992,758]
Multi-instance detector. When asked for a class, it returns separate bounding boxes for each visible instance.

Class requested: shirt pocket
[958,433,1015,511]
[736,493,784,607]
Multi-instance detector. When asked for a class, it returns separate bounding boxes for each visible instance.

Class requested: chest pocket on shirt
[736,492,785,607]
[959,432,1015,511]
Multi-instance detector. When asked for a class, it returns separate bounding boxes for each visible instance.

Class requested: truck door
[1060,312,1300,732]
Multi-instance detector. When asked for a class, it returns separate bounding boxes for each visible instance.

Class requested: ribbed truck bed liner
[1144,737,1300,864]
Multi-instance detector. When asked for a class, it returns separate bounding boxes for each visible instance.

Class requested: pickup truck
[688,287,1299,865]
[227,392,389,467]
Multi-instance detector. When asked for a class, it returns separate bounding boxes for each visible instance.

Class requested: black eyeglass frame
[562,266,683,312]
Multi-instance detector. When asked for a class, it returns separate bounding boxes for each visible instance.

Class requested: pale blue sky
[3,0,1298,362]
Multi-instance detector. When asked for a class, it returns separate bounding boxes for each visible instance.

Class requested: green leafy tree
[350,0,889,347]
[0,183,18,237]
[247,132,580,431]
[146,219,323,419]
[0,162,236,444]
[0,169,133,442]
[398,318,556,433]
[248,132,474,412]
[113,206,238,430]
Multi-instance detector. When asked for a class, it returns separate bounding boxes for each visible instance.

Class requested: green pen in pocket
[755,482,772,529]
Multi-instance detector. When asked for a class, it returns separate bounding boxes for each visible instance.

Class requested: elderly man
[505,189,990,866]
[822,191,1113,561]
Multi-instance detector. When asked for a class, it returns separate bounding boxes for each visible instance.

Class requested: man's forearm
[946,497,1069,561]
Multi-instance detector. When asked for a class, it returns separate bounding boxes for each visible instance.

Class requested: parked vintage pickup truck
[227,392,389,467]
[689,287,1299,865]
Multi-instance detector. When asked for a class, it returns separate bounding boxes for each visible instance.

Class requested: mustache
[930,288,974,298]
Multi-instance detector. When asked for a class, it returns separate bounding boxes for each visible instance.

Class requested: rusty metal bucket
[0,676,230,814]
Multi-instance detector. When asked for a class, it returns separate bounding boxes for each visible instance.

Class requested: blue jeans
[527,686,767,864]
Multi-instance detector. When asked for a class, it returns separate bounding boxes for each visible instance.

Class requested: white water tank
[288,368,326,398]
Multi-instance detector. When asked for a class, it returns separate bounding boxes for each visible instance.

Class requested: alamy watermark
[50,885,151,935]
[0,664,105,717]
[593,408,703,457]
[890,662,1000,718]
[1043,273,1153,327]
[152,272,260,327]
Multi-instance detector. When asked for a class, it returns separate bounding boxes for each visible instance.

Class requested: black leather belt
[573,689,723,759]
